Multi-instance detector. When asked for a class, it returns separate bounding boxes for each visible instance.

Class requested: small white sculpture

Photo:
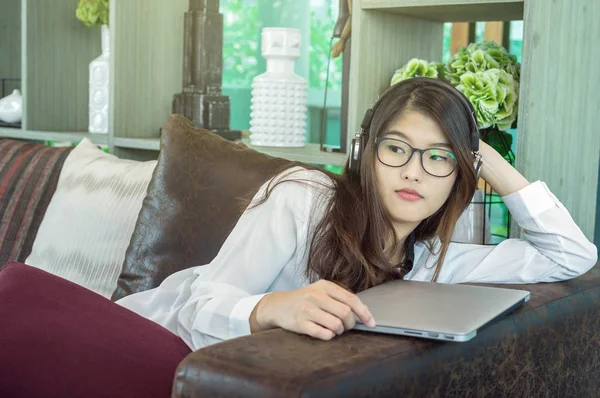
[249,28,308,147]
[0,89,23,124]
[88,25,110,134]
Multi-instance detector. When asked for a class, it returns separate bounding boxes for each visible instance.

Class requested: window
[220,0,343,150]
[509,21,523,63]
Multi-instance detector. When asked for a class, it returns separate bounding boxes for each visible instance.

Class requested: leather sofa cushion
[0,262,191,398]
[112,114,294,301]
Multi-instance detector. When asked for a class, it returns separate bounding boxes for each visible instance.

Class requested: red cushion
[0,262,191,398]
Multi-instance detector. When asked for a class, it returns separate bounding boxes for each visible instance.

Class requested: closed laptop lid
[355,280,530,336]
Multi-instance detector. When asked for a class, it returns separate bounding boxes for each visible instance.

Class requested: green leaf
[390,58,441,85]
[75,0,109,27]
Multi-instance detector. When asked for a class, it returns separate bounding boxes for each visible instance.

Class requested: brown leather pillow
[112,114,295,301]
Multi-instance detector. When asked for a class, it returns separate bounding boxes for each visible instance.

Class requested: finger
[310,307,345,335]
[323,283,376,327]
[315,297,355,331]
[301,321,336,341]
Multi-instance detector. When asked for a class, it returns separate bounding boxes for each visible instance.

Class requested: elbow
[581,240,598,272]
[177,315,223,351]
[584,242,599,272]
[564,241,598,279]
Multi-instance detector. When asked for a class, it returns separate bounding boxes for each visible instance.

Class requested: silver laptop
[353,280,530,342]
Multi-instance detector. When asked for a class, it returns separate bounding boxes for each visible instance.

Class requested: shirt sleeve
[116,168,330,350]
[434,181,598,284]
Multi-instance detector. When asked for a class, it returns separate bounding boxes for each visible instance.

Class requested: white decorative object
[452,189,492,244]
[88,24,110,134]
[0,89,23,124]
[250,27,307,147]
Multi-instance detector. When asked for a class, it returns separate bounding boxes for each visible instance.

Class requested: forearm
[342,0,352,39]
[340,22,351,40]
[478,140,530,197]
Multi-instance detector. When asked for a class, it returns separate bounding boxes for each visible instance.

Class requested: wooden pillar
[484,21,504,44]
[451,22,469,54]
[516,0,600,239]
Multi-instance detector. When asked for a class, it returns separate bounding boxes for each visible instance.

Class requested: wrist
[251,293,277,333]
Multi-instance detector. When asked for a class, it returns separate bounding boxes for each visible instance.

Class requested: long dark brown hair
[255,78,478,292]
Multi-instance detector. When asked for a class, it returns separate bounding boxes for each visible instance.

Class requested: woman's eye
[388,145,405,154]
[429,151,449,161]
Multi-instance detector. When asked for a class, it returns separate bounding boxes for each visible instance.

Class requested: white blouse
[116,167,598,351]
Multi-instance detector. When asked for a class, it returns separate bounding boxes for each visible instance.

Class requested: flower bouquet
[390,41,520,159]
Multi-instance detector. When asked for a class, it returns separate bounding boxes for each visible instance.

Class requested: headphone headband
[349,77,482,177]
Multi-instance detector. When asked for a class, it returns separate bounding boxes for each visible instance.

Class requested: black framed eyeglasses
[375,137,458,177]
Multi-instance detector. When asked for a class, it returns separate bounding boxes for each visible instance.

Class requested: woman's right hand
[250,280,376,340]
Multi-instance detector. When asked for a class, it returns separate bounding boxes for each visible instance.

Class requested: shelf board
[113,136,348,166]
[243,139,348,166]
[0,128,108,145]
[361,0,524,22]
[113,137,161,151]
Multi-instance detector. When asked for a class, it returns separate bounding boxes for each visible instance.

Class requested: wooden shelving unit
[242,141,348,166]
[111,136,347,166]
[347,0,600,239]
[112,137,160,151]
[22,0,101,132]
[361,0,524,21]
[1,0,102,142]
[0,0,345,167]
[0,127,108,145]
[109,0,187,147]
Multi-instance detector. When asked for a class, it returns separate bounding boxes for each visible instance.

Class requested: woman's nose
[400,152,424,182]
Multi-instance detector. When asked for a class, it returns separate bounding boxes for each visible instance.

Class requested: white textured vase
[452,189,492,244]
[88,25,110,134]
[0,89,22,124]
[249,27,307,147]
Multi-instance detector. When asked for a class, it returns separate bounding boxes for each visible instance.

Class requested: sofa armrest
[172,264,600,398]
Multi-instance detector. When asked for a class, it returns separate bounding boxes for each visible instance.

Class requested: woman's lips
[395,188,423,202]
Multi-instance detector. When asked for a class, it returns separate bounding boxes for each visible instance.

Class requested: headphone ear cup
[349,135,364,176]
[473,152,483,179]
[349,139,360,175]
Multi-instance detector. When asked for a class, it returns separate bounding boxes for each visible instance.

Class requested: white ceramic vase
[452,189,492,244]
[249,27,307,147]
[89,25,110,134]
[0,89,22,124]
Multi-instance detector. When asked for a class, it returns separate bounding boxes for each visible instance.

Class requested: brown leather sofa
[109,115,600,398]
[171,270,600,397]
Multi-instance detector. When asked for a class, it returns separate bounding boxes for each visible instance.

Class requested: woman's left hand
[477,139,530,197]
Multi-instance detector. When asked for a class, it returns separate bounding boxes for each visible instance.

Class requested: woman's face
[374,110,458,233]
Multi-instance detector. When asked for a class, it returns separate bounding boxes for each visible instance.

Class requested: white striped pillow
[25,138,156,298]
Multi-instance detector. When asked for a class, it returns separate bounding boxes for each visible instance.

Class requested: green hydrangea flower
[430,62,445,80]
[446,41,519,85]
[76,0,109,27]
[391,59,442,85]
[456,68,519,131]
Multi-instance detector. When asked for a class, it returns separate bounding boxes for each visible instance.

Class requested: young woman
[116,77,597,350]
